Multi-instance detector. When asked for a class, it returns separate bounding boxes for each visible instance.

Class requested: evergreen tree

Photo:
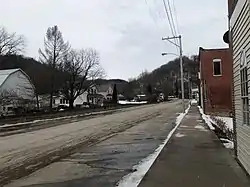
[112,84,118,104]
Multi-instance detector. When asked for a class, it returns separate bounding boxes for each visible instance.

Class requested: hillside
[127,55,199,98]
[0,55,129,95]
[0,55,199,99]
[0,55,52,94]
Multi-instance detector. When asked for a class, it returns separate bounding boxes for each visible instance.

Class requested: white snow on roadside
[195,125,205,130]
[0,114,87,128]
[220,138,234,149]
[191,99,198,104]
[0,110,108,128]
[117,104,190,187]
[214,116,233,131]
[198,106,215,130]
[180,125,189,128]
[176,105,191,126]
[118,100,148,105]
[175,132,186,138]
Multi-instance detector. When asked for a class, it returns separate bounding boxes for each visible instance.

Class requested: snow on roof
[0,68,20,87]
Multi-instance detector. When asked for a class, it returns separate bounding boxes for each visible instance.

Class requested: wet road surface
[3,100,183,187]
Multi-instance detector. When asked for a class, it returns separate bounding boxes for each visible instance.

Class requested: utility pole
[162,35,185,113]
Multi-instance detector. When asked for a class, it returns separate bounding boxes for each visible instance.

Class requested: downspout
[228,13,238,158]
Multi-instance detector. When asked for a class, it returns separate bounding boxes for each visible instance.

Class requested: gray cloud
[0,0,228,79]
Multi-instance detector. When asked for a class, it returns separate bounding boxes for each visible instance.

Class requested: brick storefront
[199,47,232,115]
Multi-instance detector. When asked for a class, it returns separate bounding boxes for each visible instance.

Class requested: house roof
[0,68,20,87]
[199,47,229,52]
[96,84,112,92]
[0,68,36,92]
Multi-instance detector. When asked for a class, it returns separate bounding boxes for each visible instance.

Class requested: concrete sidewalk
[139,105,250,187]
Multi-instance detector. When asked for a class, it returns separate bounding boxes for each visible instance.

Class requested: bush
[210,116,234,141]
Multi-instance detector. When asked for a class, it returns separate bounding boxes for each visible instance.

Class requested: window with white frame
[240,49,249,125]
[213,59,222,76]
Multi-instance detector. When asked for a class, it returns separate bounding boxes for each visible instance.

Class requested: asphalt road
[2,100,184,187]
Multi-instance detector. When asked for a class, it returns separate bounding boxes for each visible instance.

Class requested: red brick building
[199,47,232,114]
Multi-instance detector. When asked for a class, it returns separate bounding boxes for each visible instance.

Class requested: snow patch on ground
[118,100,148,105]
[214,116,233,131]
[180,125,188,128]
[0,113,93,128]
[175,132,186,138]
[198,106,215,130]
[195,125,205,130]
[220,138,234,149]
[176,105,191,126]
[191,99,198,104]
[116,105,190,187]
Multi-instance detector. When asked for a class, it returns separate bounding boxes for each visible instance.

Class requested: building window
[7,107,13,111]
[213,59,222,76]
[241,67,249,125]
[240,49,249,125]
[60,99,63,104]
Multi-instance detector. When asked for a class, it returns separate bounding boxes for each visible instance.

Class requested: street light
[162,35,185,113]
[161,52,179,57]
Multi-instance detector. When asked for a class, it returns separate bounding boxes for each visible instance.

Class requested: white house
[0,69,36,115]
[96,84,113,100]
[229,0,250,175]
[51,85,104,108]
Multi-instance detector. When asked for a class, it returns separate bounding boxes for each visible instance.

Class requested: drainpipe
[228,15,238,158]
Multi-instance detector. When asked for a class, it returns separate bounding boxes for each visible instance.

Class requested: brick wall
[199,48,232,115]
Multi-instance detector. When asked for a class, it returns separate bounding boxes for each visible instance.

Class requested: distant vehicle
[81,102,90,108]
[57,105,69,111]
[134,94,148,102]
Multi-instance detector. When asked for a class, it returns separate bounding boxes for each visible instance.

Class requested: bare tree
[61,48,105,109]
[39,25,70,110]
[0,27,26,55]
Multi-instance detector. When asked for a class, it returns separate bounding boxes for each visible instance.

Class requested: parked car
[57,105,69,111]
[81,102,90,108]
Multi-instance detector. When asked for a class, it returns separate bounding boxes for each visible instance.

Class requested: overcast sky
[0,0,228,80]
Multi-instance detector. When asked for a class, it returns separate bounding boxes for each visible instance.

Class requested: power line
[166,0,177,36]
[144,0,180,51]
[144,0,167,38]
[162,0,179,51]
[162,0,176,38]
[172,0,180,34]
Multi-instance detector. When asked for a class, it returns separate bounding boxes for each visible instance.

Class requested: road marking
[116,105,190,187]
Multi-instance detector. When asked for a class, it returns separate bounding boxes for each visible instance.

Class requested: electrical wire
[166,0,177,36]
[172,0,180,35]
[162,0,179,51]
[144,0,180,52]
[162,0,176,38]
[144,0,167,41]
